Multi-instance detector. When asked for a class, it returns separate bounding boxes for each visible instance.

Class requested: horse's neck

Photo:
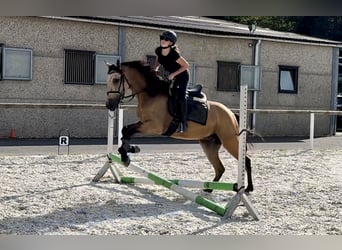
[123,67,147,94]
[136,92,151,104]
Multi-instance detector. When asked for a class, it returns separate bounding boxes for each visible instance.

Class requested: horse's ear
[104,60,112,67]
[105,61,117,74]
[116,59,121,70]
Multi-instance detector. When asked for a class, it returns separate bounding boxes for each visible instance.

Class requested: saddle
[163,84,208,136]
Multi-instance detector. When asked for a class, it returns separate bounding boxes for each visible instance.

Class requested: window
[147,54,169,80]
[146,54,168,78]
[279,65,298,93]
[338,49,342,93]
[188,62,196,87]
[65,49,119,85]
[0,44,3,80]
[95,54,120,84]
[240,65,262,91]
[217,61,240,91]
[1,47,33,80]
[146,55,157,69]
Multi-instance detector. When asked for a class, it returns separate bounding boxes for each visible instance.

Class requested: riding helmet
[161,30,177,44]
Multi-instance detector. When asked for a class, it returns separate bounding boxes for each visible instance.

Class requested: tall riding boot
[177,99,187,133]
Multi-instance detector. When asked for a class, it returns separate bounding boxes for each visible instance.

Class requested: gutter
[40,16,342,48]
[252,40,261,130]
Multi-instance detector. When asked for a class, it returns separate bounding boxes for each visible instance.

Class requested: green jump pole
[171,179,236,191]
[120,176,236,191]
[109,153,227,216]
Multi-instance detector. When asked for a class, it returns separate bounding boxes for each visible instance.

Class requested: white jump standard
[223,84,260,220]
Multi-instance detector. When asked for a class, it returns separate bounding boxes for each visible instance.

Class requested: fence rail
[118,104,342,115]
[1,102,341,150]
[2,103,342,114]
[118,104,342,150]
[0,102,106,110]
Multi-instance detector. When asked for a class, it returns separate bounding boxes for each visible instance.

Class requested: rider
[154,30,190,133]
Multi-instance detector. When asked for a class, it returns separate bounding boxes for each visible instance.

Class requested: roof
[45,16,342,46]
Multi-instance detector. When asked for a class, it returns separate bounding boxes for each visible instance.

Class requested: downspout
[118,25,126,62]
[252,39,261,130]
[116,25,126,138]
[330,47,339,135]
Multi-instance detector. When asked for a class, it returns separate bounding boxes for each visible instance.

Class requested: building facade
[0,16,341,138]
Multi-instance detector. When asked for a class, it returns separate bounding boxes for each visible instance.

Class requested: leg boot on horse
[118,123,142,166]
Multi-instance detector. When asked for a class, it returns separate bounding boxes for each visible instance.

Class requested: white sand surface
[0,148,341,235]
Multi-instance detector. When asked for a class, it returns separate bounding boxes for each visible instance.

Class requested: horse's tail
[234,112,263,140]
[237,129,263,153]
[237,129,261,137]
[234,112,264,150]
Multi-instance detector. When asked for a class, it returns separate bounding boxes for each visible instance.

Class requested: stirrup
[176,122,186,133]
[176,123,183,133]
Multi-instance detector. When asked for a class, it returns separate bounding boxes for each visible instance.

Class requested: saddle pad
[168,96,208,126]
[187,99,208,125]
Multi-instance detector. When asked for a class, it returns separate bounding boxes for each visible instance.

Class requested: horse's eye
[112,78,120,84]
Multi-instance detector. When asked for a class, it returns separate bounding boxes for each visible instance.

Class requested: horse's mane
[121,61,170,97]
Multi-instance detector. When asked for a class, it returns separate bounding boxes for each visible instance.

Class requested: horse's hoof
[130,145,140,153]
[203,188,213,193]
[233,183,238,192]
[245,185,254,193]
[121,156,131,166]
[118,147,125,155]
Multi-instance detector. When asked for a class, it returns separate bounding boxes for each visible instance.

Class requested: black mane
[121,61,171,97]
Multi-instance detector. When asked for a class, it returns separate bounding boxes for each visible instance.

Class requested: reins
[107,70,146,104]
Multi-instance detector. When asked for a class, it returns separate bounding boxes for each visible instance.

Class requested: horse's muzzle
[106,97,120,111]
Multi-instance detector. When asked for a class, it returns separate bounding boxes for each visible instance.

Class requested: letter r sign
[59,136,69,146]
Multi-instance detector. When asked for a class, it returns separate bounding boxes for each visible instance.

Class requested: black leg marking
[245,156,253,193]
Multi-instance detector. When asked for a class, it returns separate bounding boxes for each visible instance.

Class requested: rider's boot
[176,99,187,133]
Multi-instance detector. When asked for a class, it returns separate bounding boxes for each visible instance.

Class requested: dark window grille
[217,61,240,91]
[65,49,95,85]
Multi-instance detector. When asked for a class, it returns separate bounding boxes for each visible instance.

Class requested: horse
[105,60,253,193]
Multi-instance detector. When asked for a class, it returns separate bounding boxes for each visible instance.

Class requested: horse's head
[105,61,131,111]
[106,60,169,110]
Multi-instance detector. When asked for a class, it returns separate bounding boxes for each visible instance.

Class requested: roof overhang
[42,16,342,47]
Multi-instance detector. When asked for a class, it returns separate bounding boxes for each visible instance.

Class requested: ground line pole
[120,176,236,191]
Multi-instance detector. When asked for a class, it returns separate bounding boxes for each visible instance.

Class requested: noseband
[106,70,135,103]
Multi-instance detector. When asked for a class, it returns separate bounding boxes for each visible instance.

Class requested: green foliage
[211,16,342,41]
[222,16,299,32]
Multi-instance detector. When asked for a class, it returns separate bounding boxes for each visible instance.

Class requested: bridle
[106,70,136,103]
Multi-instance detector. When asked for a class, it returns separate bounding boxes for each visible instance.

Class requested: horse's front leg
[118,121,142,165]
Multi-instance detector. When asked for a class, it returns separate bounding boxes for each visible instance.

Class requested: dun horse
[106,61,253,193]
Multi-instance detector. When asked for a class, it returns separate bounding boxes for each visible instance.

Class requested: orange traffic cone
[9,128,16,139]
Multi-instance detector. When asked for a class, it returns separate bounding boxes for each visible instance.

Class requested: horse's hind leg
[199,135,225,193]
[219,134,254,193]
[245,156,253,192]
